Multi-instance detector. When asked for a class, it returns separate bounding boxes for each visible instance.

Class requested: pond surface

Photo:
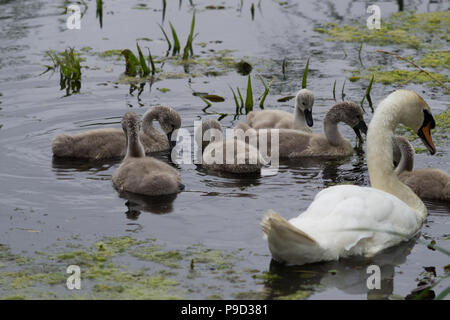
[0,0,448,299]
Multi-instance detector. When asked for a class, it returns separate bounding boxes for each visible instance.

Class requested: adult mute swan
[52,106,181,160]
[247,89,314,132]
[261,90,437,265]
[112,112,183,196]
[393,136,450,201]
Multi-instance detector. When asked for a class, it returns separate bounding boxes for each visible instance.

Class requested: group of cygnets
[52,88,449,266]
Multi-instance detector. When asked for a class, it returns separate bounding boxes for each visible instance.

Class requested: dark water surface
[0,0,448,299]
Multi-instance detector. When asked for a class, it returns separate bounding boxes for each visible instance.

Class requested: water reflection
[119,191,178,216]
[264,237,417,300]
[52,157,117,177]
[423,199,450,216]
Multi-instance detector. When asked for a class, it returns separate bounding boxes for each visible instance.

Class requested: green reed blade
[159,24,172,52]
[147,48,156,75]
[245,75,254,114]
[169,22,181,55]
[333,80,337,101]
[302,58,309,89]
[136,43,150,77]
[182,10,196,60]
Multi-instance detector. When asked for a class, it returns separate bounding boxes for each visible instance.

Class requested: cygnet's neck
[293,106,309,131]
[142,109,162,137]
[367,96,426,222]
[394,137,415,174]
[126,129,145,158]
[323,107,346,146]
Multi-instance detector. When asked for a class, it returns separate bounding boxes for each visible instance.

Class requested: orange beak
[418,122,436,155]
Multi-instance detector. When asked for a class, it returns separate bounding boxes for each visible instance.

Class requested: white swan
[197,119,265,174]
[112,112,183,196]
[261,90,437,266]
[393,136,450,201]
[247,89,314,132]
[52,106,181,160]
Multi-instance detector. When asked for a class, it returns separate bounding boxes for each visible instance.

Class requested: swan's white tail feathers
[261,210,317,245]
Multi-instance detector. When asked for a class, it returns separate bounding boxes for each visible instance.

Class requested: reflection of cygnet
[196,119,265,174]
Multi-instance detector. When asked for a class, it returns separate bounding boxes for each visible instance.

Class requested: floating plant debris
[235,60,253,76]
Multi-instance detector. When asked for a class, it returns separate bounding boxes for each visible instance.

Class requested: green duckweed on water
[276,289,311,300]
[350,66,449,87]
[315,11,450,94]
[0,237,278,299]
[419,50,450,69]
[314,11,450,49]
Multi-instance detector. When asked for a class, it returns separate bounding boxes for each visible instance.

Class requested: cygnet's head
[195,118,223,151]
[121,112,141,136]
[295,88,314,127]
[329,101,368,141]
[144,106,182,148]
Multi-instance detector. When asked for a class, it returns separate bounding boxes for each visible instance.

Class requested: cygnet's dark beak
[353,120,368,143]
[304,109,313,127]
[167,132,177,149]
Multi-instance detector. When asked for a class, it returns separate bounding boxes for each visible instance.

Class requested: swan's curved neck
[367,98,426,222]
[323,108,345,146]
[142,109,161,136]
[293,106,308,130]
[125,128,145,158]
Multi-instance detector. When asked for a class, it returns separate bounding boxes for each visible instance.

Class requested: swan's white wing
[289,185,419,258]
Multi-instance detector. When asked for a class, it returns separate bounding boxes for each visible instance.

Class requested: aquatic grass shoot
[162,0,167,22]
[121,49,139,77]
[230,75,270,115]
[282,58,287,79]
[182,10,197,60]
[341,79,346,101]
[332,80,337,101]
[302,58,310,89]
[360,75,374,112]
[147,48,156,76]
[136,43,150,76]
[96,0,103,28]
[258,75,273,109]
[169,23,181,56]
[44,48,82,95]
[245,74,253,114]
[159,24,172,54]
[121,44,156,78]
[278,58,310,102]
[161,10,197,60]
[358,42,364,67]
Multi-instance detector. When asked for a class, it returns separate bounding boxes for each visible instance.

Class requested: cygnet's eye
[302,102,306,106]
